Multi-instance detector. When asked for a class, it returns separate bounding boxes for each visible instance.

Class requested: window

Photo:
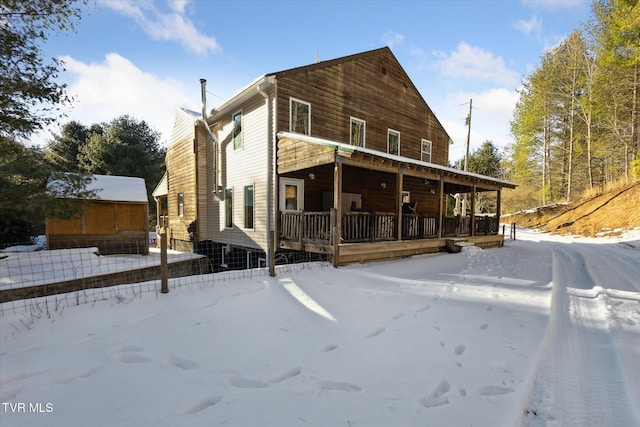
[350,117,366,147]
[232,111,242,150]
[290,98,310,134]
[177,193,184,217]
[421,139,432,162]
[225,188,233,228]
[388,129,400,155]
[279,178,304,211]
[244,185,254,229]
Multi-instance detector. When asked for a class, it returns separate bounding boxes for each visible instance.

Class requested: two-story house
[153,47,516,273]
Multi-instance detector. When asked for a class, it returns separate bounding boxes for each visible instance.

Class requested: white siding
[205,91,274,251]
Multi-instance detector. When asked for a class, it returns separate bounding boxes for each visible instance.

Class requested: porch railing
[342,212,396,242]
[279,211,499,245]
[280,211,333,246]
[403,215,438,239]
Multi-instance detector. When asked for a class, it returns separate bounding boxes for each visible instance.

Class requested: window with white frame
[224,188,233,228]
[290,98,310,135]
[350,117,366,147]
[177,193,184,217]
[388,129,400,155]
[421,139,432,162]
[244,185,254,229]
[232,111,242,150]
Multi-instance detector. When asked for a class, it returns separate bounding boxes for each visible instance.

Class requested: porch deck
[279,211,503,265]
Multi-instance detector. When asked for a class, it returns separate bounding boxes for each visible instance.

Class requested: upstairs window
[290,98,310,135]
[350,117,366,147]
[421,139,432,162]
[388,129,400,155]
[232,111,242,150]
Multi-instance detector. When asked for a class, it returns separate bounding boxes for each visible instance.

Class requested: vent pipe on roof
[199,78,221,198]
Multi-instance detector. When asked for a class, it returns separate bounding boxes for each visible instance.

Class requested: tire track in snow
[521,243,639,426]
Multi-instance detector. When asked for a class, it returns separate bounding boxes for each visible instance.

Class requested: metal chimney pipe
[200,78,207,120]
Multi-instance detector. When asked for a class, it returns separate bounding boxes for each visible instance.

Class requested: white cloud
[57,53,194,145]
[432,42,520,87]
[100,0,220,56]
[381,31,405,49]
[513,15,543,37]
[443,88,520,162]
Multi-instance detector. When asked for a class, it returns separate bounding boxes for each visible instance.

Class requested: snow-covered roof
[49,174,148,203]
[152,173,168,197]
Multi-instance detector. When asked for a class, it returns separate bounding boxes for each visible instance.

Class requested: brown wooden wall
[283,166,441,216]
[47,201,148,255]
[274,48,450,166]
[165,113,198,244]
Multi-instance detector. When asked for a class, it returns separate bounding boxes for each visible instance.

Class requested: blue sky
[38,0,592,162]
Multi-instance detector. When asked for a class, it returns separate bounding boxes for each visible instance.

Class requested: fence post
[510,222,516,240]
[160,219,169,294]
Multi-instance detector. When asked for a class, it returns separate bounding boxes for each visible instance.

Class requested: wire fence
[0,238,332,317]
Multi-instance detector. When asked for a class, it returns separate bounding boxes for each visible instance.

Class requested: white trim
[387,128,400,156]
[421,138,432,163]
[243,183,255,230]
[232,109,243,150]
[289,97,311,135]
[279,178,304,211]
[350,116,366,147]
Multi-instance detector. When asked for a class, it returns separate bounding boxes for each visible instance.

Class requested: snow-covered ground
[1,228,639,426]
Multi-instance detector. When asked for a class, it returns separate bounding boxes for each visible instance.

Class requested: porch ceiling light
[309,173,315,180]
[381,182,387,188]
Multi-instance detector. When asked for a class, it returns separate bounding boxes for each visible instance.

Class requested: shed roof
[49,174,148,203]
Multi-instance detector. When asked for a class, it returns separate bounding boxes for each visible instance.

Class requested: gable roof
[207,47,451,143]
[48,174,148,203]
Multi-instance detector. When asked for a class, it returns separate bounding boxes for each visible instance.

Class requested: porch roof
[277,131,517,190]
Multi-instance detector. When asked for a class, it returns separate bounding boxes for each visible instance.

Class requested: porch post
[396,170,404,240]
[496,188,502,225]
[437,176,444,238]
[470,185,476,236]
[332,158,343,267]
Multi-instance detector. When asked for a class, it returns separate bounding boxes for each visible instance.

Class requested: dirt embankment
[505,181,640,237]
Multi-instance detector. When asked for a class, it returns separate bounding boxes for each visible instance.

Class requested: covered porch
[276,132,516,266]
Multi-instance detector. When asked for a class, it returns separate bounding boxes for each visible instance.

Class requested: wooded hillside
[507,0,639,211]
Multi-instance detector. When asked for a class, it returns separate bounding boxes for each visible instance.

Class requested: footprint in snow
[226,376,269,389]
[316,380,361,392]
[480,323,489,330]
[56,366,102,384]
[415,304,431,313]
[267,367,301,384]
[184,395,223,414]
[479,385,514,396]
[165,356,199,371]
[419,380,451,408]
[454,344,466,356]
[320,344,339,353]
[363,326,386,339]
[391,313,405,320]
[109,345,151,364]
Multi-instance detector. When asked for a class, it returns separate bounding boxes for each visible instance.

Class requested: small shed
[46,174,149,255]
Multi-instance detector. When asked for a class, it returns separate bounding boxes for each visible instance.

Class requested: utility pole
[462,99,472,216]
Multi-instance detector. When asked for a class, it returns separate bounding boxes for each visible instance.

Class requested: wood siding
[273,48,450,166]
[165,110,198,246]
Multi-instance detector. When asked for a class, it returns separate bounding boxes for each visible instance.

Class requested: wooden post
[396,171,404,240]
[470,185,476,236]
[160,225,169,294]
[437,177,444,238]
[332,158,343,267]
